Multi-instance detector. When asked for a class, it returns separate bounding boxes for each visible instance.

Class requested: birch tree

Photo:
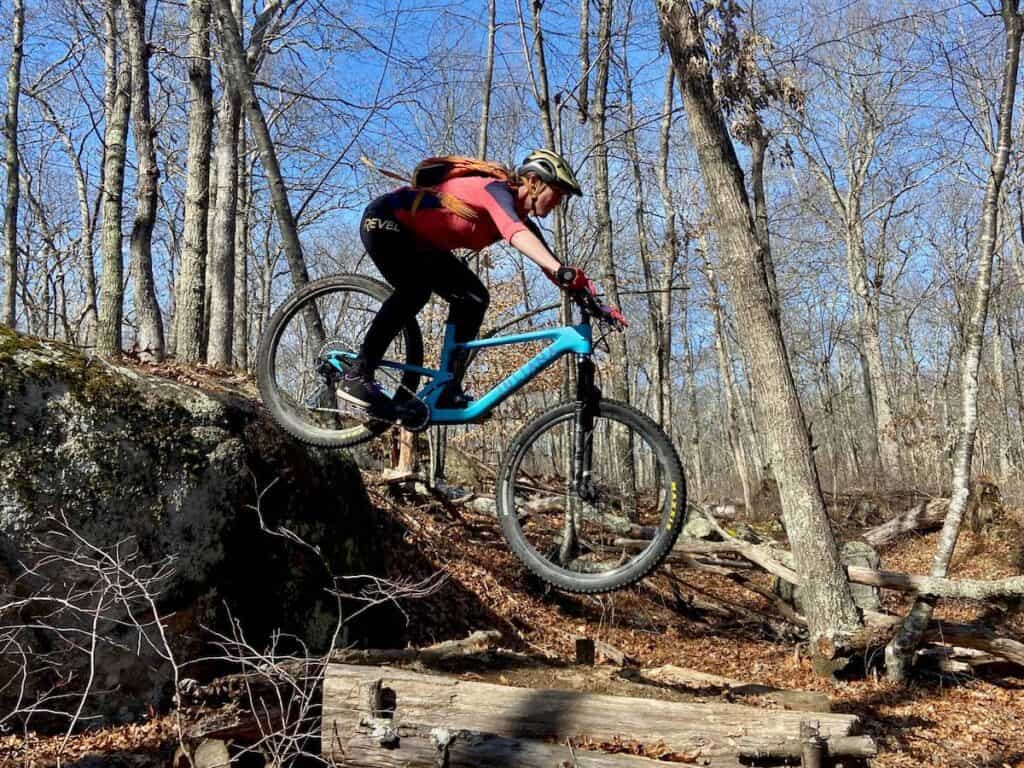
[886,0,1024,682]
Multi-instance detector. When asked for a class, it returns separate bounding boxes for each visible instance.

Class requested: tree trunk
[3,0,25,329]
[885,0,1023,682]
[96,0,132,356]
[125,0,165,361]
[476,0,496,158]
[213,0,310,294]
[578,0,590,123]
[703,259,754,517]
[207,46,242,367]
[992,263,1012,483]
[622,13,664,427]
[656,1,862,666]
[657,63,680,436]
[176,0,214,363]
[233,124,250,369]
[847,226,900,478]
[590,0,636,516]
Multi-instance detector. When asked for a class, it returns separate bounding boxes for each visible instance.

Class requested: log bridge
[322,663,876,767]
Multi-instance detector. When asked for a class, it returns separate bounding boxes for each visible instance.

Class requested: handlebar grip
[556,266,578,286]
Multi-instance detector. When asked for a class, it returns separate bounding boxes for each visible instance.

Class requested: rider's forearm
[510,229,562,275]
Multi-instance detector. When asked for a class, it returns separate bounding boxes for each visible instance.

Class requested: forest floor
[4,476,1023,768]
[360,478,1024,768]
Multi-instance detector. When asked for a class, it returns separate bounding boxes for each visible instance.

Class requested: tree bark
[96,0,133,356]
[578,0,590,123]
[656,1,862,666]
[657,63,680,436]
[885,0,1024,682]
[207,31,242,368]
[703,259,754,516]
[176,0,214,363]
[3,0,25,329]
[213,0,310,295]
[476,0,496,158]
[125,0,165,361]
[233,123,250,369]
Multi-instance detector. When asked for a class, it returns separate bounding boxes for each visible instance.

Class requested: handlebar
[566,286,626,331]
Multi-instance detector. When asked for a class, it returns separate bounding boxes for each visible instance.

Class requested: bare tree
[476,0,496,159]
[213,0,311,295]
[701,252,754,516]
[3,0,25,329]
[124,0,165,361]
[885,0,1024,682]
[233,124,251,369]
[176,0,215,363]
[207,0,243,367]
[96,0,132,356]
[656,0,862,666]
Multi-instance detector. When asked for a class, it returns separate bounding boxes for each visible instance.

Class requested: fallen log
[862,499,947,547]
[180,632,506,742]
[669,539,1024,600]
[331,722,732,767]
[321,663,864,762]
[848,612,1024,668]
[641,665,832,713]
[736,734,877,760]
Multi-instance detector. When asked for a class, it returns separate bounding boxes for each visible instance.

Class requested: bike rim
[502,409,675,586]
[264,283,415,443]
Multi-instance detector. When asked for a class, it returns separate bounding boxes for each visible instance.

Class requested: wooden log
[736,734,877,760]
[854,612,1024,668]
[329,629,503,666]
[862,499,947,547]
[329,722,739,767]
[643,665,831,713]
[322,664,862,762]
[669,539,1024,601]
[182,632,505,741]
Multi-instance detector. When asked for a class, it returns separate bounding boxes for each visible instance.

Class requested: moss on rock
[0,329,382,725]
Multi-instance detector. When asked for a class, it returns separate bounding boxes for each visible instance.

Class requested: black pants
[358,196,490,373]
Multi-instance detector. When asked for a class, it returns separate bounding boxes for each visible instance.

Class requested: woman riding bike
[341,149,625,420]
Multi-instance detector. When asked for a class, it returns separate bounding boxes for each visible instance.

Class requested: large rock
[0,329,384,725]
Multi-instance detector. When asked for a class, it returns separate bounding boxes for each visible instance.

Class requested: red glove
[551,266,597,295]
[603,305,628,329]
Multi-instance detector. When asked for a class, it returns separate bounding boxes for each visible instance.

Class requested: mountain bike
[255,273,687,593]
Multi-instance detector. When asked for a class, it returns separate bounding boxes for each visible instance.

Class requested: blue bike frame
[351,321,593,425]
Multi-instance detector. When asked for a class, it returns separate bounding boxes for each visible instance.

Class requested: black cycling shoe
[339,371,397,421]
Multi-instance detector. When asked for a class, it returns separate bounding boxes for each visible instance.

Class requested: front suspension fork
[571,354,600,502]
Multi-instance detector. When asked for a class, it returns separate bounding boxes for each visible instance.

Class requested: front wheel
[496,399,687,593]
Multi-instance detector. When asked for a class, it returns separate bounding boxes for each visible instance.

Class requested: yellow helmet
[516,149,583,197]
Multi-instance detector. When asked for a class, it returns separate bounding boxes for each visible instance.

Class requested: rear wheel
[255,274,423,447]
[496,399,686,593]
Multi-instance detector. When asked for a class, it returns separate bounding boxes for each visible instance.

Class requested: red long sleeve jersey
[386,176,529,252]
